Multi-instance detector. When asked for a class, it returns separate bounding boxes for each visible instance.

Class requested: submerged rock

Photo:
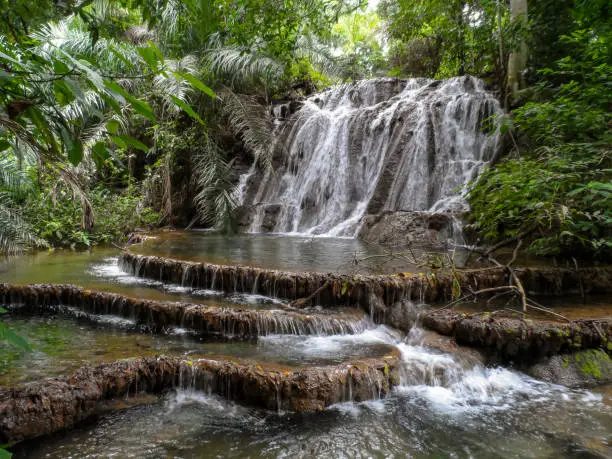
[0,353,401,443]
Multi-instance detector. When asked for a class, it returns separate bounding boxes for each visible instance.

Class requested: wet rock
[421,310,612,363]
[408,328,486,367]
[528,349,612,388]
[119,251,612,315]
[0,353,401,443]
[0,283,368,338]
[357,211,455,247]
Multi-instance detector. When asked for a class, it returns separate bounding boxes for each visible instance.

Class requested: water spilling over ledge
[0,283,369,338]
[119,252,612,315]
[239,77,503,237]
[0,354,400,443]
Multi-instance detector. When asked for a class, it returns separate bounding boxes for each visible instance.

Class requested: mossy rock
[528,349,612,388]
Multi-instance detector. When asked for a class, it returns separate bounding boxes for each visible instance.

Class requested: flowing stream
[0,77,609,457]
[1,241,611,457]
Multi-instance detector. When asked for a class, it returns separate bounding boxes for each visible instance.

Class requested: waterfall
[240,76,502,236]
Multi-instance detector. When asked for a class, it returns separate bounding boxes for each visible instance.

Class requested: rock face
[421,310,612,363]
[0,354,401,443]
[0,283,368,337]
[357,211,456,247]
[237,77,502,237]
[119,252,612,318]
[527,349,612,388]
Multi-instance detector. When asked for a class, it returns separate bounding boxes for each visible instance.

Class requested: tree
[507,0,527,98]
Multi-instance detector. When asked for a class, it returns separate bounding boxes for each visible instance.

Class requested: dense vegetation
[0,0,610,260]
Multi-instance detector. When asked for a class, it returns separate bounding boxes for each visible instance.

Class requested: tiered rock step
[0,353,401,443]
[0,283,369,337]
[422,310,612,362]
[119,252,612,310]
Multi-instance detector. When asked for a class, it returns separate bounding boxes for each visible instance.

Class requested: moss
[573,349,610,380]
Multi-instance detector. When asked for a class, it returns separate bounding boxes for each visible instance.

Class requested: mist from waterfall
[240,76,503,236]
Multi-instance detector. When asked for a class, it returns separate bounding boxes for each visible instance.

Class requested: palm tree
[0,156,45,254]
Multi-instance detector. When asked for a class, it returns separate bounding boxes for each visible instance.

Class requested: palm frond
[295,35,352,81]
[0,156,31,194]
[192,133,237,230]
[152,54,200,115]
[0,161,45,254]
[218,88,274,169]
[206,45,285,89]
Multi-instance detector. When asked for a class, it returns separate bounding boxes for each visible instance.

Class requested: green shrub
[24,186,159,248]
[468,30,611,260]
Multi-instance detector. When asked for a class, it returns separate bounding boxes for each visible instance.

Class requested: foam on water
[394,341,603,416]
[89,257,288,307]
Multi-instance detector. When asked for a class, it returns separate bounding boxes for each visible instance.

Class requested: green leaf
[0,140,11,152]
[92,141,110,162]
[108,46,135,69]
[99,92,123,116]
[105,81,155,122]
[110,135,127,149]
[24,107,59,156]
[147,41,164,64]
[68,138,83,166]
[106,119,120,134]
[53,79,75,106]
[0,306,6,313]
[137,46,158,70]
[52,59,70,74]
[175,72,216,98]
[0,446,12,458]
[0,323,32,352]
[0,50,22,67]
[116,135,149,152]
[170,95,205,125]
[56,48,104,90]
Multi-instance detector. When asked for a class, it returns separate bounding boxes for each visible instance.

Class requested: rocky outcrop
[421,310,612,363]
[357,211,456,247]
[0,283,368,337]
[527,349,612,388]
[119,252,612,318]
[0,354,400,443]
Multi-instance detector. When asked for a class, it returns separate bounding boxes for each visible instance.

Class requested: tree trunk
[507,0,528,100]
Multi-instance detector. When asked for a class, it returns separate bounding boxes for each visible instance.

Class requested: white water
[308,325,602,415]
[242,77,502,236]
[89,257,287,307]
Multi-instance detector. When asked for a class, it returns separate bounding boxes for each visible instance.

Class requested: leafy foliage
[469,30,611,259]
[24,183,159,248]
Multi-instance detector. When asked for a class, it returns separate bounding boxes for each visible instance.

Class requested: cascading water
[240,76,503,236]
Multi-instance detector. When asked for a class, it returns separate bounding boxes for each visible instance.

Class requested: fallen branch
[289,281,330,308]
